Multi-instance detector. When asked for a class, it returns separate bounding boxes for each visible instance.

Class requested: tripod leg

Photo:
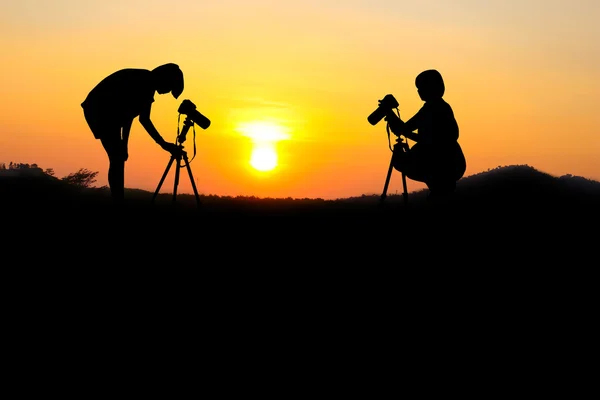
[182,154,201,207]
[401,172,409,205]
[400,142,409,205]
[381,154,394,202]
[172,156,181,203]
[152,156,176,204]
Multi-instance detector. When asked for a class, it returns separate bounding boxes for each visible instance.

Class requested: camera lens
[190,110,211,130]
[367,106,387,126]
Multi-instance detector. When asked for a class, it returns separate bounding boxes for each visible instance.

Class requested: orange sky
[1,0,599,199]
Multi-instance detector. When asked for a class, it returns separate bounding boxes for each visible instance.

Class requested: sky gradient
[1,0,599,199]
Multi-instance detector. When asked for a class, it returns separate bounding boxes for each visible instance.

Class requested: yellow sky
[1,0,599,199]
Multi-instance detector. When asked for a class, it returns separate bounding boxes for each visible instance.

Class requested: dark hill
[2,164,598,257]
[2,163,598,217]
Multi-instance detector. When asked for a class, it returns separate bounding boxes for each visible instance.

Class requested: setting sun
[236,121,290,172]
[250,145,278,171]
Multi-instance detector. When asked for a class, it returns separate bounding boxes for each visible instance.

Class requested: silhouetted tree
[61,168,99,188]
[44,168,55,177]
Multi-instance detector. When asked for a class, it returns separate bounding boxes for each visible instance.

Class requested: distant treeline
[0,161,101,189]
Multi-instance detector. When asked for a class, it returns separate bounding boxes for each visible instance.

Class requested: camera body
[367,94,399,126]
[178,99,211,130]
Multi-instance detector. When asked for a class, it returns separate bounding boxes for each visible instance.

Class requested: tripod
[381,137,409,205]
[152,116,201,207]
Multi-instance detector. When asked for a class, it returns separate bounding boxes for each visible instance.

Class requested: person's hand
[161,141,181,156]
[384,112,402,135]
[384,109,400,122]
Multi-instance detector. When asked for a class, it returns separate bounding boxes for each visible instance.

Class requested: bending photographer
[384,69,466,201]
[81,63,184,204]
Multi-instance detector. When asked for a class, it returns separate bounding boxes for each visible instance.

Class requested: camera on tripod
[178,99,211,129]
[367,94,399,126]
[177,99,211,144]
[152,99,209,208]
[367,94,409,205]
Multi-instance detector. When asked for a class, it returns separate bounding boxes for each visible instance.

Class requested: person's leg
[420,146,455,199]
[100,135,125,204]
[425,178,457,215]
[403,143,429,182]
[427,179,455,196]
[83,108,125,204]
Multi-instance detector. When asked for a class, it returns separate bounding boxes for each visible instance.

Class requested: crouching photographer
[370,69,466,201]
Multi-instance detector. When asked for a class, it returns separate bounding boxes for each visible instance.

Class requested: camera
[367,94,399,126]
[178,99,211,130]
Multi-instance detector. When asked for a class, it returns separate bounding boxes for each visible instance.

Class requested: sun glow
[250,145,278,171]
[236,121,290,172]
[237,121,290,142]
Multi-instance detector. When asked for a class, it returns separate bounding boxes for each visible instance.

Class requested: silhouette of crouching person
[385,69,466,202]
[81,63,184,205]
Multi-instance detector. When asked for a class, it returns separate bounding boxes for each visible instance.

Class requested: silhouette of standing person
[385,69,466,201]
[81,63,184,204]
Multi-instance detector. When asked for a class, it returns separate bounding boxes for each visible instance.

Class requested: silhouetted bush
[60,168,99,189]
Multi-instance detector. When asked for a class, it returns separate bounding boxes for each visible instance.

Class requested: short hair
[415,69,445,98]
[152,63,184,99]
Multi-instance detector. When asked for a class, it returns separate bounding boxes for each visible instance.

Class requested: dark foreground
[4,173,598,261]
[3,163,599,271]
[5,178,598,311]
[2,169,598,384]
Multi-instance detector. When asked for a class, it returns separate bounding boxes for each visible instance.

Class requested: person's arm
[139,103,181,156]
[138,103,167,147]
[401,113,420,142]
[121,118,133,161]
[122,118,132,145]
[385,111,419,142]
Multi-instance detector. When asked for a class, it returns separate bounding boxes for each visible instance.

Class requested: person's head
[151,63,184,99]
[415,69,445,101]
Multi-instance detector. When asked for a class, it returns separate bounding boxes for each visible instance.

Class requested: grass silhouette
[3,164,598,252]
